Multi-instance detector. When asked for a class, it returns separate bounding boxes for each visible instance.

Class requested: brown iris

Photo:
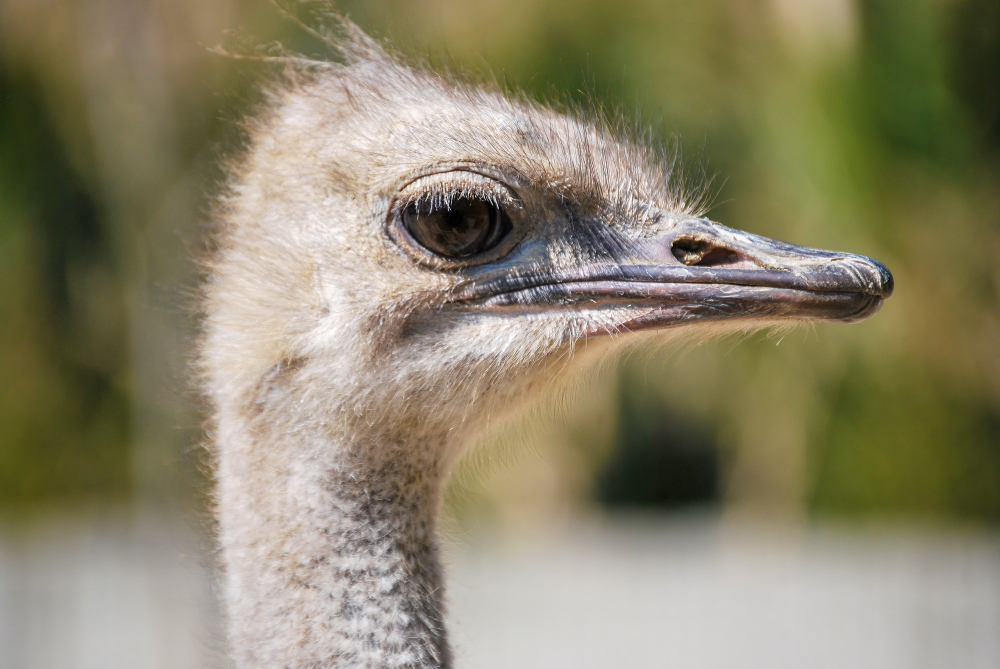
[402,196,510,258]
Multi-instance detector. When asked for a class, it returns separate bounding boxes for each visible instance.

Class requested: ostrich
[201,13,893,669]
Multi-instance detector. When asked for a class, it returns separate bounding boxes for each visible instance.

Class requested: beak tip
[862,256,894,299]
[878,261,895,299]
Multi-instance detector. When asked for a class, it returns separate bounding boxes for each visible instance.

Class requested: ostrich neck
[217,412,453,669]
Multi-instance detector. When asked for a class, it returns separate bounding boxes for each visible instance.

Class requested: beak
[453,216,893,333]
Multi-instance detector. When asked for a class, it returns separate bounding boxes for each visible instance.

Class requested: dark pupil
[404,197,498,258]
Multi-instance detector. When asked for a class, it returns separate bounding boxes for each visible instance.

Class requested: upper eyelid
[395,170,522,211]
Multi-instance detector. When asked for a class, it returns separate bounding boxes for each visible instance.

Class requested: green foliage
[0,68,130,504]
[2,0,997,521]
[813,359,1000,520]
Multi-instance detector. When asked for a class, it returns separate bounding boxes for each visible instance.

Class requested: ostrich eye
[402,196,511,259]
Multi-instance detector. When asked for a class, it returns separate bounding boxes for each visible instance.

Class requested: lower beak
[454,216,894,333]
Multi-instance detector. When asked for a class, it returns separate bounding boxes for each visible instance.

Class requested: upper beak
[453,216,893,333]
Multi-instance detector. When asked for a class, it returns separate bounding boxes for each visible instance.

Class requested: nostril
[670,238,708,265]
[671,237,741,267]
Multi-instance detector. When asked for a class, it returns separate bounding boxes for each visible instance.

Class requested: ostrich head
[206,24,891,464]
[202,14,892,668]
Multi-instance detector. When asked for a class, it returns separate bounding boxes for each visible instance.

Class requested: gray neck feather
[217,410,452,669]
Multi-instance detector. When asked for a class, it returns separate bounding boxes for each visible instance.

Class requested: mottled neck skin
[217,408,454,669]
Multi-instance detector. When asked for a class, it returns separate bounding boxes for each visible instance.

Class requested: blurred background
[1,0,998,667]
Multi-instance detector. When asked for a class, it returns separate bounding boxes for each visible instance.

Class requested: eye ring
[399,195,513,260]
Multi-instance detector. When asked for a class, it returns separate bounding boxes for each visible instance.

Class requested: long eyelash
[397,174,520,213]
